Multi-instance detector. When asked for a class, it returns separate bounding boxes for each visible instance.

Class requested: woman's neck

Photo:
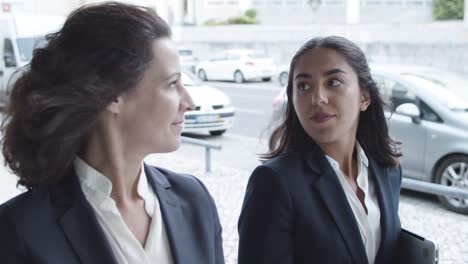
[82,125,143,205]
[320,137,357,180]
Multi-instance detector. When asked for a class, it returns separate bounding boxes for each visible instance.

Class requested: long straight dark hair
[262,36,401,168]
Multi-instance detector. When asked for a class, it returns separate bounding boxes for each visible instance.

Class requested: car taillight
[246,61,255,66]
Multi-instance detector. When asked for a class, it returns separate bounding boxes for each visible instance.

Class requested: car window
[3,38,17,67]
[247,51,267,59]
[17,36,46,62]
[227,53,241,60]
[419,100,442,123]
[374,74,417,110]
[211,52,227,61]
[178,49,193,56]
[402,73,468,111]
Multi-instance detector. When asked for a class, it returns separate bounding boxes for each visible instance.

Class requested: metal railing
[402,178,468,199]
[181,136,222,174]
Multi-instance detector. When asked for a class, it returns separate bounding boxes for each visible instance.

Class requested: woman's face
[292,47,370,147]
[117,38,194,154]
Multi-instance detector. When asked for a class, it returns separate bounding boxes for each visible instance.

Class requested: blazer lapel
[368,159,395,263]
[50,171,117,264]
[304,149,369,264]
[145,165,191,264]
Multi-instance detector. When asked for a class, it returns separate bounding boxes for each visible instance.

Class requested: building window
[207,0,224,5]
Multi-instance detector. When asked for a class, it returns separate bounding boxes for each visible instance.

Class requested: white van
[0,15,64,106]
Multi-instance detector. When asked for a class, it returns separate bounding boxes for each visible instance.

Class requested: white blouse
[325,143,381,264]
[74,157,174,264]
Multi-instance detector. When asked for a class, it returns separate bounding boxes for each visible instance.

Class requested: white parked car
[196,49,276,83]
[276,64,289,87]
[182,72,235,136]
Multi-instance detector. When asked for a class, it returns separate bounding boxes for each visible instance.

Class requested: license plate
[196,115,219,123]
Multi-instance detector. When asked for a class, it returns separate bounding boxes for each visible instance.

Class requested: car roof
[370,63,445,76]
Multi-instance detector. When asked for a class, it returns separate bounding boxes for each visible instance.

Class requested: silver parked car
[271,64,468,214]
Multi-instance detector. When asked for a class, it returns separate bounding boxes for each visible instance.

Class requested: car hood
[185,85,231,106]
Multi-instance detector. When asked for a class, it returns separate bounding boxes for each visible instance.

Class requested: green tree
[245,8,257,19]
[433,0,464,20]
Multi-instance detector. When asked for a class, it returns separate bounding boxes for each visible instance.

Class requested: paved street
[202,80,281,138]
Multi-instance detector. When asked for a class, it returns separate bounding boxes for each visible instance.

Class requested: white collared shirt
[325,143,381,264]
[74,157,173,264]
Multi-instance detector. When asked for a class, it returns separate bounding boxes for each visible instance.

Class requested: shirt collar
[74,157,154,215]
[324,141,369,170]
[356,141,369,168]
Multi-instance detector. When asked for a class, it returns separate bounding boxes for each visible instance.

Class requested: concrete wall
[174,22,468,74]
[254,4,432,24]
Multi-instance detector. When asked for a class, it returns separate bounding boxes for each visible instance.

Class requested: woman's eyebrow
[323,68,346,76]
[294,73,312,80]
[163,72,181,82]
[294,68,346,80]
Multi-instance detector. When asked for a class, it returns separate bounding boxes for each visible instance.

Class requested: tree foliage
[433,0,464,20]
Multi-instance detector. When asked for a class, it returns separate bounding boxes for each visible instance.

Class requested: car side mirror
[4,52,17,68]
[395,103,421,124]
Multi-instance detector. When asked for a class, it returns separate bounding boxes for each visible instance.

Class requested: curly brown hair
[1,2,171,189]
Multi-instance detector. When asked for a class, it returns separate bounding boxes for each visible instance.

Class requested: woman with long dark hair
[0,2,224,263]
[238,36,402,264]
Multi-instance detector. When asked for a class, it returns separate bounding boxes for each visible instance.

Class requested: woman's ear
[360,91,371,111]
[106,95,124,114]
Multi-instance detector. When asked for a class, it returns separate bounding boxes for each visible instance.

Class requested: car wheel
[434,155,468,214]
[209,130,226,136]
[198,69,207,81]
[279,72,288,86]
[262,77,271,82]
[234,70,244,83]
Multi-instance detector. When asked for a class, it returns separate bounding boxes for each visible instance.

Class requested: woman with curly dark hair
[0,2,224,264]
[238,36,402,264]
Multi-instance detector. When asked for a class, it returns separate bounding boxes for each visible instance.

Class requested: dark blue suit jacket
[238,147,402,264]
[0,165,224,264]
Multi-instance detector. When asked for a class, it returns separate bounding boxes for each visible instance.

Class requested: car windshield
[16,36,46,62]
[247,51,267,59]
[181,72,199,86]
[402,73,468,111]
[178,49,192,56]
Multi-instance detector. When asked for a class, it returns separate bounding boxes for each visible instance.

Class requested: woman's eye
[329,79,342,87]
[169,79,179,89]
[297,82,311,91]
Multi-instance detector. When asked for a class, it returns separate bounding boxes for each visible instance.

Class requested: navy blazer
[0,165,224,264]
[238,146,402,264]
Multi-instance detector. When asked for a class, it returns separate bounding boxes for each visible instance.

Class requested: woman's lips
[311,113,335,123]
[172,120,185,130]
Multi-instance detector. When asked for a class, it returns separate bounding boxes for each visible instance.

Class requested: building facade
[183,0,436,25]
[0,0,181,25]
